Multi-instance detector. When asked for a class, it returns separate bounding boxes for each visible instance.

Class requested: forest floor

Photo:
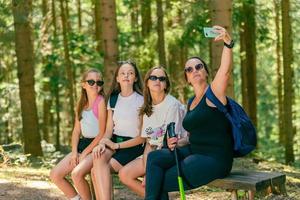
[0,145,300,200]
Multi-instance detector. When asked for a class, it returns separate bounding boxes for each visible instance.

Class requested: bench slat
[208,170,286,192]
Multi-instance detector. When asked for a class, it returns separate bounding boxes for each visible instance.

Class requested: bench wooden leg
[278,184,287,195]
[248,190,255,200]
[231,190,238,200]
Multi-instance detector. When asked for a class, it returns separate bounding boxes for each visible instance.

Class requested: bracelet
[224,40,234,49]
[117,143,120,149]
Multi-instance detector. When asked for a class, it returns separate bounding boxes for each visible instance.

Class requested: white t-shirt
[80,110,99,138]
[141,94,187,148]
[108,92,144,138]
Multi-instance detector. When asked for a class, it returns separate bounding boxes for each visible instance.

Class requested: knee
[71,167,85,183]
[147,150,162,165]
[118,168,129,185]
[49,168,60,183]
[93,155,107,167]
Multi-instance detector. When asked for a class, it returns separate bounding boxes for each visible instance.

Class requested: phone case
[203,27,219,38]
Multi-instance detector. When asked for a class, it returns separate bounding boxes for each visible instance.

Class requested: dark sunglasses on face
[184,63,204,73]
[86,79,104,87]
[148,75,167,82]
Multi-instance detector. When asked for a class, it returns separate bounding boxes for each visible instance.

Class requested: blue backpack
[205,86,257,157]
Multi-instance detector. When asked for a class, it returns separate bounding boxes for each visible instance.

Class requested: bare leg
[118,158,145,197]
[71,154,93,200]
[91,168,100,200]
[93,149,115,200]
[50,153,77,198]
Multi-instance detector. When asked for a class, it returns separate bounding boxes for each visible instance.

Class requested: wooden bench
[208,170,286,200]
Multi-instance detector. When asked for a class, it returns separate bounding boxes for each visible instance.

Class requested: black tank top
[183,94,233,160]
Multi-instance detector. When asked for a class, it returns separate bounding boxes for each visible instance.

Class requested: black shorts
[77,137,94,153]
[111,134,144,166]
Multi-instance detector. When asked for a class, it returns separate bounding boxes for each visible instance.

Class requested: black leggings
[145,145,232,200]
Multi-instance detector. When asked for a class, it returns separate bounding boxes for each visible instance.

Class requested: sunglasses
[184,63,204,73]
[85,79,104,87]
[148,75,167,82]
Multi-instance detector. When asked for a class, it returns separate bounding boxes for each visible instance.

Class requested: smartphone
[203,27,219,38]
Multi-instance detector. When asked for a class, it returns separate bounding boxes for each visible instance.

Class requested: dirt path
[0,163,299,200]
[0,166,229,200]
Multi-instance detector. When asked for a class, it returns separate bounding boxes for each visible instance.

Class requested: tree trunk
[52,0,61,150]
[239,23,249,115]
[210,0,234,98]
[12,0,42,156]
[55,88,61,150]
[42,0,47,15]
[281,0,294,164]
[77,0,82,30]
[274,0,284,144]
[240,0,257,127]
[156,0,167,68]
[65,0,71,32]
[94,0,102,53]
[130,0,140,41]
[59,0,75,126]
[41,0,52,142]
[140,0,152,37]
[100,0,119,89]
[167,6,187,103]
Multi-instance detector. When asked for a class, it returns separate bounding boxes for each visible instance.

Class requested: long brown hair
[107,60,143,98]
[139,66,171,117]
[77,68,105,120]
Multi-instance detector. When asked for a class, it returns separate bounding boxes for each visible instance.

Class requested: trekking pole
[167,122,186,200]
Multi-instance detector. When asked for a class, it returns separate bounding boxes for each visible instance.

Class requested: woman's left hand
[213,25,232,44]
[167,137,178,151]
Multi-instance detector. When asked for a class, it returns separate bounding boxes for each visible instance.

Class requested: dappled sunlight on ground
[0,158,299,199]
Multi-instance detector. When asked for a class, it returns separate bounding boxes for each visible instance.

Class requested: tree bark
[167,6,187,103]
[156,0,167,68]
[140,0,152,37]
[65,0,71,32]
[241,0,257,127]
[130,0,140,41]
[12,0,42,156]
[41,0,52,142]
[100,0,119,89]
[77,0,82,30]
[94,0,102,53]
[59,0,75,126]
[273,0,284,144]
[52,0,61,149]
[281,0,294,164]
[210,0,234,98]
[239,23,249,115]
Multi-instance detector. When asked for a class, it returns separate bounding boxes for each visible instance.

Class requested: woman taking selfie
[144,26,234,200]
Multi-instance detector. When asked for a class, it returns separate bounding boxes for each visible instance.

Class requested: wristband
[224,40,234,49]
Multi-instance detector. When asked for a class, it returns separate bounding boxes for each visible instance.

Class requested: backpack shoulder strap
[109,93,119,109]
[205,86,228,114]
